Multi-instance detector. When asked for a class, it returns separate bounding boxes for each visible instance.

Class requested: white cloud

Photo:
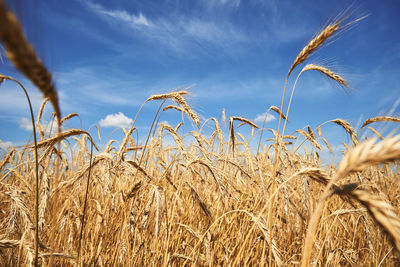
[18,117,56,137]
[254,112,276,123]
[19,117,33,131]
[99,112,133,128]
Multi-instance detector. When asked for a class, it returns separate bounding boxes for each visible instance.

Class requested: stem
[281,71,304,138]
[256,108,272,155]
[132,100,166,185]
[267,73,290,267]
[292,121,330,154]
[77,140,94,265]
[1,75,40,267]
[118,98,159,161]
[300,175,339,267]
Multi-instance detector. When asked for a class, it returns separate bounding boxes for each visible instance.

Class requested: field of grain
[1,2,400,266]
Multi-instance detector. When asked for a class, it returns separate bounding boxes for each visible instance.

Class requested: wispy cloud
[99,112,133,128]
[82,1,246,52]
[85,1,151,27]
[254,112,276,123]
[388,96,400,116]
[0,79,43,115]
[221,0,241,7]
[55,67,148,110]
[77,0,316,59]
[185,19,230,42]
[202,0,241,9]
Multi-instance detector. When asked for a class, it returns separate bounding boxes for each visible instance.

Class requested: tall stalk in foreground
[271,12,365,266]
[0,74,40,267]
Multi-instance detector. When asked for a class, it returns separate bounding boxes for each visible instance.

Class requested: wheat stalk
[125,181,143,200]
[283,135,297,140]
[187,159,222,194]
[288,24,339,76]
[173,122,183,132]
[60,113,79,124]
[147,91,199,125]
[327,182,400,253]
[302,64,348,86]
[163,105,184,112]
[345,188,400,251]
[36,98,49,126]
[153,185,164,237]
[336,135,400,178]
[229,118,236,155]
[0,2,60,121]
[302,136,400,266]
[211,117,223,152]
[0,148,14,171]
[5,189,34,230]
[360,116,400,128]
[52,153,112,193]
[140,188,155,229]
[270,106,288,121]
[34,129,98,150]
[216,158,251,179]
[118,126,136,156]
[171,93,199,126]
[145,90,188,102]
[330,119,358,145]
[221,108,226,123]
[321,137,332,153]
[161,123,186,158]
[126,160,152,180]
[231,116,258,129]
[296,129,322,150]
[366,126,384,140]
[104,140,116,153]
[317,126,322,137]
[188,184,213,221]
[307,126,316,140]
[38,171,50,231]
[0,239,20,249]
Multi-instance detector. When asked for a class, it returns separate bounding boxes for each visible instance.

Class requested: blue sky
[1,0,399,154]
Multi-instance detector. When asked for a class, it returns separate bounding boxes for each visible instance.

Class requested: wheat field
[1,2,400,266]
